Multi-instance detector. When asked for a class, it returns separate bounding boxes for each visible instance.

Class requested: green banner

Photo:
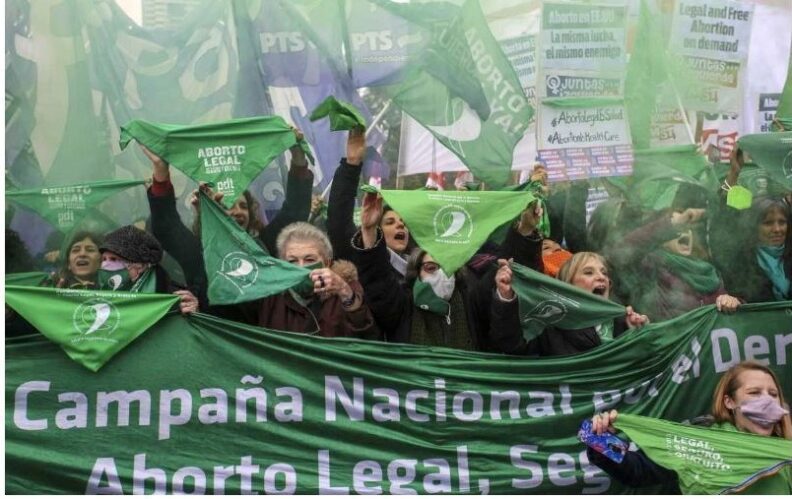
[6,302,791,494]
[5,286,178,372]
[5,272,50,287]
[737,132,792,191]
[119,116,313,208]
[617,414,792,494]
[385,0,533,188]
[379,190,536,273]
[511,263,627,341]
[309,96,366,131]
[199,192,310,305]
[5,179,145,232]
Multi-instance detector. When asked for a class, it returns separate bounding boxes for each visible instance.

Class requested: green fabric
[5,272,49,287]
[129,268,158,294]
[657,250,722,294]
[775,50,792,129]
[756,245,790,301]
[510,262,627,342]
[412,279,451,318]
[726,185,753,210]
[119,116,314,208]
[736,132,792,191]
[616,414,792,495]
[309,96,366,131]
[199,192,310,305]
[378,190,537,273]
[4,285,178,372]
[5,301,791,494]
[384,0,533,188]
[5,179,145,232]
[97,269,133,292]
[541,97,624,108]
[290,261,324,300]
[596,321,615,343]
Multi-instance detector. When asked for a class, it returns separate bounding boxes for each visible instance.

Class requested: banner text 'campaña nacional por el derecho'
[6,302,791,494]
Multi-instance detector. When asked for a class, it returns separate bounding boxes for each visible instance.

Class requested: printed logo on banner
[522,299,567,326]
[545,75,621,98]
[433,204,473,243]
[426,98,483,143]
[72,298,121,341]
[218,251,259,292]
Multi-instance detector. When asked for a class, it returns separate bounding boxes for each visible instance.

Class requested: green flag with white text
[510,262,627,342]
[199,192,310,305]
[737,132,792,191]
[119,116,314,208]
[5,179,145,232]
[616,414,792,495]
[385,0,533,187]
[4,286,178,372]
[379,190,536,273]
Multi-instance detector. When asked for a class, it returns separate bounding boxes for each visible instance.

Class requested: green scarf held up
[309,96,367,131]
[616,414,792,495]
[120,116,314,209]
[657,250,721,294]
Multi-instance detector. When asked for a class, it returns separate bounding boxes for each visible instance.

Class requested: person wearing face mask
[235,222,379,339]
[326,128,413,278]
[605,206,741,321]
[489,252,649,356]
[99,225,199,315]
[351,192,477,348]
[586,361,792,494]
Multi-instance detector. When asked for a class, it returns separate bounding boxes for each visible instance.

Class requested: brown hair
[711,361,791,439]
[192,190,264,237]
[556,252,609,286]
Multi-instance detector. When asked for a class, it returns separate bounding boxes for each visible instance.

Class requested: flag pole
[366,100,392,137]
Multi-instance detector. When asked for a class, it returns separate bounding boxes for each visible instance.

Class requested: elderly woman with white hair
[239,222,381,339]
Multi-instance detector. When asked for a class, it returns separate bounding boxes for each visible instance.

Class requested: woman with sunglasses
[350,192,477,349]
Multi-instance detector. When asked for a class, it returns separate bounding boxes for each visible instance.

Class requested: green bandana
[737,132,792,191]
[199,191,310,305]
[616,414,792,495]
[412,280,451,318]
[596,321,615,343]
[130,268,158,294]
[290,262,324,300]
[98,269,133,292]
[4,285,178,371]
[658,250,722,294]
[510,263,627,342]
[309,96,367,131]
[378,190,538,274]
[120,116,314,208]
[5,272,49,287]
[6,180,145,232]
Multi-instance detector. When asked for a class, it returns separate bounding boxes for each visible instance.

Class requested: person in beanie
[100,225,199,314]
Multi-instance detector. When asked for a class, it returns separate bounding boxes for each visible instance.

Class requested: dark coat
[351,228,477,349]
[489,294,630,356]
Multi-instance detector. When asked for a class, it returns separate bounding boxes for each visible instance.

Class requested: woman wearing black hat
[99,225,199,314]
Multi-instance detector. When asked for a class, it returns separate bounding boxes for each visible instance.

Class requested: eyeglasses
[420,261,440,273]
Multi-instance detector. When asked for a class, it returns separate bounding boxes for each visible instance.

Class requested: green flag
[616,414,792,494]
[379,190,536,273]
[5,179,145,232]
[5,272,49,287]
[309,96,366,131]
[199,192,310,305]
[119,116,314,208]
[774,49,792,131]
[737,132,792,191]
[4,285,178,372]
[385,0,533,188]
[510,262,627,341]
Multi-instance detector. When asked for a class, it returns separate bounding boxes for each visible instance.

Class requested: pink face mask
[100,260,127,272]
[740,395,789,428]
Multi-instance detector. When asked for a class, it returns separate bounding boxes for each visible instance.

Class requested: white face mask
[101,260,127,272]
[422,268,455,301]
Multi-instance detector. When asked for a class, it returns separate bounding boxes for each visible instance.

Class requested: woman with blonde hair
[489,251,649,356]
[587,361,791,493]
